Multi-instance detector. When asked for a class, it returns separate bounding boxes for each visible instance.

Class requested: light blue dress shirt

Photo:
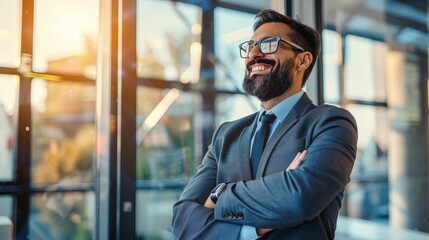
[239,91,304,239]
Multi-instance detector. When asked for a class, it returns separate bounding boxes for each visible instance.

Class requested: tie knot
[260,113,276,124]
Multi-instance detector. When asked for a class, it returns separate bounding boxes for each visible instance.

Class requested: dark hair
[253,9,321,86]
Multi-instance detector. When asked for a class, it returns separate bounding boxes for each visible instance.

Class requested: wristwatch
[210,183,227,204]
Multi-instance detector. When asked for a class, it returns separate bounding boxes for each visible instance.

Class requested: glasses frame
[239,36,305,58]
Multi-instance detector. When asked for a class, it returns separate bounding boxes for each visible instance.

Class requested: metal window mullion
[15,0,34,239]
[339,34,346,105]
[95,0,120,239]
[117,0,137,239]
[285,0,293,17]
[109,0,120,238]
[315,0,324,105]
[200,5,216,157]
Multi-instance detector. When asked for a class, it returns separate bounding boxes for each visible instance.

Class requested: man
[172,9,357,239]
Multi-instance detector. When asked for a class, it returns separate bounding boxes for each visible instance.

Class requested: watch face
[212,183,225,193]
[210,183,227,203]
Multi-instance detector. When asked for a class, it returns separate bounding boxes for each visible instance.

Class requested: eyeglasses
[239,36,304,58]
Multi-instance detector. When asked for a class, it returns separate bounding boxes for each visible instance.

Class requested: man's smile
[247,59,276,77]
[249,63,271,77]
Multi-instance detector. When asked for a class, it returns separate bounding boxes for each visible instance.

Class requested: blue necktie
[251,112,276,178]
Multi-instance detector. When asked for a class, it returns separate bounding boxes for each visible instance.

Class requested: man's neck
[261,89,301,110]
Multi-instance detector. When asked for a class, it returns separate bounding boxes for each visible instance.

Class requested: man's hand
[204,195,215,209]
[256,150,307,236]
[203,151,308,235]
[287,150,307,171]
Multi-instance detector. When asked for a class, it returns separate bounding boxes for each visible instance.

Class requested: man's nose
[248,44,264,59]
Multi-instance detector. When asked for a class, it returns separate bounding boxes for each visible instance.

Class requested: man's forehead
[251,22,292,39]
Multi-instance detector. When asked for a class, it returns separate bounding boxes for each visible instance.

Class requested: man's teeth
[252,66,269,72]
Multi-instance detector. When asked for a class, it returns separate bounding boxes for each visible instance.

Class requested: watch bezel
[210,183,227,204]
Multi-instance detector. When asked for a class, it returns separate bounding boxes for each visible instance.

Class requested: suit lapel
[256,93,315,178]
[237,114,258,181]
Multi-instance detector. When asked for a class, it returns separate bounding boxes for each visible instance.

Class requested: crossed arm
[203,150,308,236]
[172,149,315,240]
[172,108,357,239]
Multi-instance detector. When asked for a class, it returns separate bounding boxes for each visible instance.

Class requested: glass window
[31,79,95,185]
[324,0,429,236]
[136,189,180,239]
[322,30,341,103]
[137,0,201,82]
[0,74,18,181]
[385,51,428,232]
[136,86,200,238]
[136,87,199,181]
[0,0,21,68]
[0,196,13,219]
[217,1,271,10]
[0,196,13,240]
[215,93,258,126]
[214,8,254,91]
[344,35,387,102]
[345,104,388,221]
[30,192,94,239]
[346,104,388,176]
[33,0,99,78]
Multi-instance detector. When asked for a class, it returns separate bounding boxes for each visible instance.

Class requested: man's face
[242,22,300,101]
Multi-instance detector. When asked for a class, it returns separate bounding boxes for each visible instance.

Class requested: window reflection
[0,74,18,182]
[385,51,428,232]
[0,196,13,219]
[30,192,94,239]
[136,189,179,239]
[0,196,13,239]
[324,0,429,235]
[214,8,254,91]
[33,0,99,77]
[345,104,388,221]
[135,86,199,238]
[136,87,199,181]
[0,0,21,67]
[31,79,95,185]
[215,93,258,126]
[322,30,341,103]
[347,105,388,176]
[344,35,387,102]
[137,0,201,82]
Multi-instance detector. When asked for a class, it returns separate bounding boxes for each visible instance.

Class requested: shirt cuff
[239,225,259,240]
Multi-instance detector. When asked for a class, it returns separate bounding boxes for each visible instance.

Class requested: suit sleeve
[214,107,358,229]
[171,124,242,240]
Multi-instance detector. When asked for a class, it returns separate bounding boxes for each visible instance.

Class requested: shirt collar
[258,91,304,123]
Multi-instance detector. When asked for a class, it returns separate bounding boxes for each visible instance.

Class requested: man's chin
[248,74,267,82]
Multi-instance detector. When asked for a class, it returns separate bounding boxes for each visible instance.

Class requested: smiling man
[172,9,358,240]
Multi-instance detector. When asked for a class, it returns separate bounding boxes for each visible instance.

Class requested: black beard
[242,59,295,101]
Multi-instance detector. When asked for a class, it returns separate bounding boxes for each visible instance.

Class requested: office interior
[0,0,428,239]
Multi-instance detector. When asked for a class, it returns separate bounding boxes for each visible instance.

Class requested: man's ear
[296,52,313,71]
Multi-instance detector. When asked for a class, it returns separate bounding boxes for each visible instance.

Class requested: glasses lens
[260,37,279,54]
[240,41,252,58]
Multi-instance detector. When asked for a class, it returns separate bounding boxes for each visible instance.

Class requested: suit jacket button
[237,212,244,219]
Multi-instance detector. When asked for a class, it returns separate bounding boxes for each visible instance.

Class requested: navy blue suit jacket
[172,93,358,239]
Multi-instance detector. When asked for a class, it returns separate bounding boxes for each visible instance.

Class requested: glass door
[0,0,99,239]
[322,0,429,234]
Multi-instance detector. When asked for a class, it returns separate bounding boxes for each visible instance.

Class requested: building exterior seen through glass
[0,0,427,239]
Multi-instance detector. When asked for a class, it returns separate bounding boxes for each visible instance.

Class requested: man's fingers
[298,150,308,160]
[287,150,307,171]
[256,228,273,236]
[204,196,215,209]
